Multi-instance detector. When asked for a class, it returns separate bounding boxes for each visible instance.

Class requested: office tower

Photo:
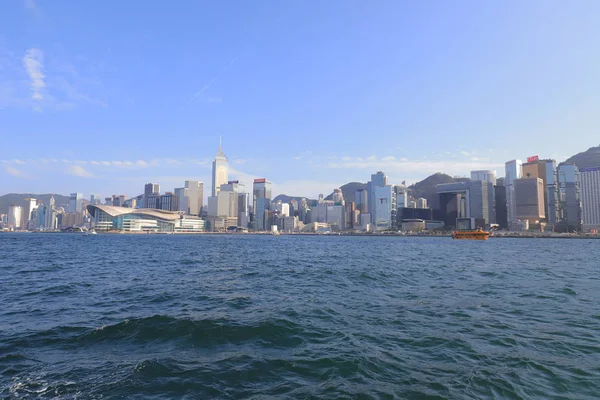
[253,178,272,230]
[45,195,57,230]
[355,189,368,214]
[69,193,83,213]
[90,194,101,206]
[437,181,495,229]
[515,178,545,224]
[104,197,113,206]
[185,180,204,215]
[35,204,46,229]
[505,160,523,230]
[144,183,160,208]
[237,192,250,228]
[368,171,388,220]
[557,163,582,231]
[175,187,189,213]
[159,192,179,211]
[212,140,228,197]
[416,198,427,209]
[374,185,397,230]
[580,167,600,232]
[22,198,37,229]
[332,189,344,205]
[494,178,508,230]
[394,185,408,209]
[112,195,127,207]
[470,170,497,185]
[8,205,22,230]
[521,158,559,224]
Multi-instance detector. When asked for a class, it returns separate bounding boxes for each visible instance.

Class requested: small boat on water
[83,229,97,236]
[452,228,490,240]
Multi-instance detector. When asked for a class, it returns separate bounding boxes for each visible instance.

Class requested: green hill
[564,144,600,170]
[0,194,70,215]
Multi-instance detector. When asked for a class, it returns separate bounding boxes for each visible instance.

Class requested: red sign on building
[527,155,539,163]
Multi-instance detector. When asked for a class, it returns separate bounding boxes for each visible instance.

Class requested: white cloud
[135,160,148,167]
[23,48,45,103]
[3,165,26,177]
[66,165,93,177]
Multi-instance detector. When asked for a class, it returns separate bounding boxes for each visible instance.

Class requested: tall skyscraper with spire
[212,137,228,197]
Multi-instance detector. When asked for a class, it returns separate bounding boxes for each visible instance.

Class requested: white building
[23,198,37,229]
[580,167,600,232]
[8,205,22,230]
[374,185,396,230]
[471,170,497,185]
[45,195,57,230]
[280,203,290,217]
[211,141,228,197]
[416,198,428,209]
[505,160,523,230]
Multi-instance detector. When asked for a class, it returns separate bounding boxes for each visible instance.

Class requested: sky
[2,0,600,200]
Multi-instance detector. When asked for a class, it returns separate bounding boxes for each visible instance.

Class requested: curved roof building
[87,205,198,232]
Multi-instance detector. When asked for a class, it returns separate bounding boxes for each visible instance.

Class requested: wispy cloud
[189,55,239,103]
[23,48,45,105]
[24,0,41,17]
[3,165,27,178]
[66,165,94,177]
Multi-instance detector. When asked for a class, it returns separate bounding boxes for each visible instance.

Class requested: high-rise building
[8,205,22,230]
[515,177,545,223]
[368,171,388,220]
[45,195,57,230]
[557,163,582,231]
[394,185,408,209]
[521,158,559,224]
[69,193,83,213]
[332,189,344,205]
[437,181,495,229]
[112,195,127,207]
[470,170,497,185]
[185,180,204,215]
[416,198,428,209]
[494,178,508,230]
[253,178,272,231]
[374,185,397,230]
[22,198,37,229]
[175,187,189,213]
[580,167,600,232]
[159,192,179,211]
[355,189,369,214]
[144,183,160,208]
[90,194,101,206]
[505,160,523,230]
[212,140,228,197]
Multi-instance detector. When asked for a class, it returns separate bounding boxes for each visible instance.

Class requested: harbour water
[1,234,599,399]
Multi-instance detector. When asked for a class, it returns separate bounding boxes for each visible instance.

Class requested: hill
[408,173,470,210]
[0,194,70,215]
[564,144,600,170]
[324,182,368,204]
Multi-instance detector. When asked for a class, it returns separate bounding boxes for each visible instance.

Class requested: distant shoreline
[2,231,599,239]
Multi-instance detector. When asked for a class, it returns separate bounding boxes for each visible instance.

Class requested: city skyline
[2,1,600,197]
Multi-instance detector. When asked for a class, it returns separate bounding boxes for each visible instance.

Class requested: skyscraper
[8,205,22,230]
[374,185,396,230]
[212,140,228,197]
[174,187,189,213]
[144,183,160,208]
[22,198,37,229]
[505,160,523,230]
[69,193,83,213]
[253,178,272,231]
[355,189,369,214]
[470,170,497,185]
[515,177,545,222]
[185,180,204,215]
[557,163,582,231]
[580,167,600,232]
[369,171,388,221]
[45,195,57,230]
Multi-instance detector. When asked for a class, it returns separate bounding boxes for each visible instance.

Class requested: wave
[5,315,307,350]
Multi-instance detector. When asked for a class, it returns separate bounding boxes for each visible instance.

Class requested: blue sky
[2,0,600,200]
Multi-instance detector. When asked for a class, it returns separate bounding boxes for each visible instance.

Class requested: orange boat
[452,228,490,240]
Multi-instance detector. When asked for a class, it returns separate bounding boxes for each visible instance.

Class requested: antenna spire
[219,135,222,151]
